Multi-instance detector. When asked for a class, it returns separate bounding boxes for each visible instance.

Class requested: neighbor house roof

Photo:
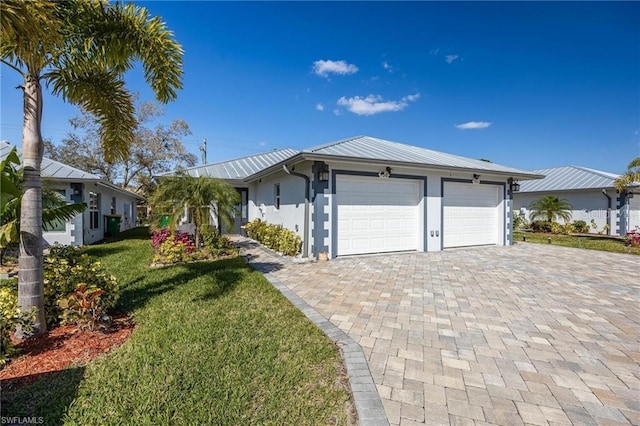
[0,141,144,200]
[158,148,300,180]
[517,165,634,193]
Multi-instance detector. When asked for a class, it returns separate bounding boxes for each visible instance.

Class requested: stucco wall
[248,163,311,245]
[513,189,616,234]
[81,183,139,245]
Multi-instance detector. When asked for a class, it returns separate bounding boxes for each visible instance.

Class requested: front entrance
[225,187,248,235]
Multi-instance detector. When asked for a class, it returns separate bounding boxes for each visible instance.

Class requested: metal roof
[1,140,100,180]
[303,136,541,177]
[1,141,144,200]
[160,148,300,179]
[517,166,630,193]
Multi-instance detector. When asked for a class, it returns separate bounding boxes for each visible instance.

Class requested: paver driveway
[240,240,640,425]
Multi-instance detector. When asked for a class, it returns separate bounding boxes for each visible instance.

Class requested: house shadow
[246,260,284,274]
[0,367,86,425]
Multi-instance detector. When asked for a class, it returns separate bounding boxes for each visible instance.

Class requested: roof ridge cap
[177,148,299,171]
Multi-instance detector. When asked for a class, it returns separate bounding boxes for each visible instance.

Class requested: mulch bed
[0,315,135,386]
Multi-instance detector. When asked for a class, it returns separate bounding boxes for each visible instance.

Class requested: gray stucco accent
[440,178,508,250]
[331,170,427,258]
[311,162,330,257]
[617,192,628,235]
[506,178,514,245]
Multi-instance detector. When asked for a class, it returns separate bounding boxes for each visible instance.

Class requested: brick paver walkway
[238,239,640,426]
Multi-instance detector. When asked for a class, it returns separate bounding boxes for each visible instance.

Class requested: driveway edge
[247,258,389,426]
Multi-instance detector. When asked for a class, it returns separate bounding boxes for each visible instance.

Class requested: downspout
[602,189,611,235]
[282,165,310,258]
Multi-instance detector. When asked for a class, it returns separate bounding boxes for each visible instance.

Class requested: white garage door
[443,182,501,248]
[336,175,420,256]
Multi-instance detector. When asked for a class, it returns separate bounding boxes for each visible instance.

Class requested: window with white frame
[110,196,116,214]
[274,184,280,210]
[89,192,100,230]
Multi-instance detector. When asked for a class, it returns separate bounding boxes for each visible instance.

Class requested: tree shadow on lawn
[1,367,85,425]
[118,257,252,313]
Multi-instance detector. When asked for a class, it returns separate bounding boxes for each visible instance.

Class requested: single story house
[1,141,144,246]
[513,165,640,236]
[162,135,543,259]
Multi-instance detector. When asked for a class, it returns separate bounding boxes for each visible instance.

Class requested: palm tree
[1,0,183,334]
[614,157,640,192]
[151,176,240,247]
[528,195,573,223]
[1,147,87,265]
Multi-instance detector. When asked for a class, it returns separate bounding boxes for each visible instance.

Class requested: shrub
[530,221,553,233]
[201,226,237,256]
[512,211,529,231]
[0,279,35,365]
[44,245,119,327]
[152,231,203,264]
[625,229,640,248]
[151,227,172,249]
[244,219,301,256]
[572,220,589,233]
[57,284,110,331]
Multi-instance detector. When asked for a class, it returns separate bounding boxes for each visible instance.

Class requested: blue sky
[1,1,638,173]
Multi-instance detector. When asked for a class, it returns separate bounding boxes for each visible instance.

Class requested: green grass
[514,231,640,255]
[3,227,352,425]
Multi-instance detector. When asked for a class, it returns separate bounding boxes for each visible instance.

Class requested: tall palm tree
[1,0,183,334]
[151,176,240,247]
[614,157,640,192]
[528,195,573,223]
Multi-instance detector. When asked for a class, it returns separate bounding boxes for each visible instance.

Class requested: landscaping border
[241,240,389,426]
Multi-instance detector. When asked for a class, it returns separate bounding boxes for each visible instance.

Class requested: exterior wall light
[472,174,481,184]
[318,165,329,182]
[510,181,520,192]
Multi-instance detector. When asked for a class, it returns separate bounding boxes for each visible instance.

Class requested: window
[89,192,100,230]
[110,196,116,214]
[274,184,280,210]
[49,190,67,232]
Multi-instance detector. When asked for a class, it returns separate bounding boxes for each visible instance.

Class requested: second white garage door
[336,175,420,256]
[443,182,502,248]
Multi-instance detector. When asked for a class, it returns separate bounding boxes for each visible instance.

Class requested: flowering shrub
[151,227,172,249]
[57,284,110,331]
[44,245,119,327]
[201,226,237,256]
[0,279,35,365]
[244,219,301,256]
[625,229,640,248]
[151,227,236,264]
[152,233,202,264]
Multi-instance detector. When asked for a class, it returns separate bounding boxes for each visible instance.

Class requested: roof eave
[299,153,545,180]
[243,153,306,182]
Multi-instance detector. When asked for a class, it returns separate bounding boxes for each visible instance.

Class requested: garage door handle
[435,230,439,237]
[430,230,434,237]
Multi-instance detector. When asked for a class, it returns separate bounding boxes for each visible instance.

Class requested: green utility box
[105,214,122,237]
[158,215,171,228]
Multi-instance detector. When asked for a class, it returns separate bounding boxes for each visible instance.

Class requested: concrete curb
[244,247,389,426]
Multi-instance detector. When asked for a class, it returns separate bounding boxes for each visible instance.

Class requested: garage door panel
[443,182,501,248]
[337,175,420,256]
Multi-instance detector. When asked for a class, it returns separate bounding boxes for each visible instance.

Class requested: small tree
[614,157,640,193]
[151,176,240,247]
[528,195,573,223]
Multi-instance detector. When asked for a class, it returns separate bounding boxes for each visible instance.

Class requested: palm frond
[42,203,87,231]
[46,66,136,162]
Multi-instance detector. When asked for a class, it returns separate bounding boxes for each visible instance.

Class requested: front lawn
[514,231,640,255]
[3,228,353,424]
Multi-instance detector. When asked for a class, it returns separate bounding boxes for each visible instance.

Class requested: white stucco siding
[83,183,140,245]
[251,163,311,241]
[513,189,614,233]
[42,183,78,247]
[627,194,640,232]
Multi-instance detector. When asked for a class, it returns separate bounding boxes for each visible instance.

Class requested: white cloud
[445,54,459,64]
[430,48,440,55]
[312,59,358,78]
[333,109,342,116]
[382,61,396,73]
[337,93,420,116]
[259,141,267,147]
[455,121,492,130]
[316,103,324,111]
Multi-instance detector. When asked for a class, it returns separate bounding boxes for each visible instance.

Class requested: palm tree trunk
[18,74,46,335]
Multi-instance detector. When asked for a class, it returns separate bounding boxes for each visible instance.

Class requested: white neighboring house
[160,135,543,259]
[513,165,640,236]
[1,141,144,246]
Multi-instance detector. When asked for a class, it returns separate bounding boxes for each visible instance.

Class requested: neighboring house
[1,141,144,246]
[162,135,542,259]
[513,165,640,236]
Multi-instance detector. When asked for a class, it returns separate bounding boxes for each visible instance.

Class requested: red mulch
[0,315,135,386]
